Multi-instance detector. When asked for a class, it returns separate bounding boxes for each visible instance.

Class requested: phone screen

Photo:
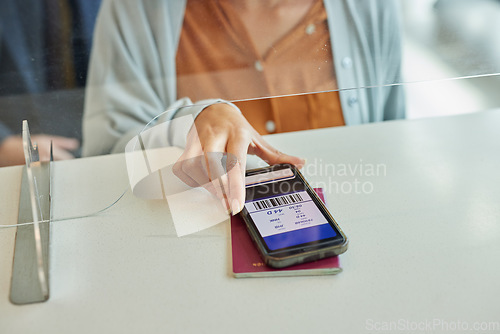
[244,166,340,252]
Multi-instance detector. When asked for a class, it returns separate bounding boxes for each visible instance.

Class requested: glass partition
[1,0,500,229]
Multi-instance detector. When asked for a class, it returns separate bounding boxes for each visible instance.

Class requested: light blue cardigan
[83,0,405,156]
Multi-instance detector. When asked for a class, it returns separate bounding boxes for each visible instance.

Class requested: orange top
[176,0,344,134]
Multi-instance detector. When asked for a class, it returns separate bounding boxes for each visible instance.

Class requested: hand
[172,103,305,215]
[0,134,80,167]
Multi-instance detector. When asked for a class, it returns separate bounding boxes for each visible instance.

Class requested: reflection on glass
[124,122,237,235]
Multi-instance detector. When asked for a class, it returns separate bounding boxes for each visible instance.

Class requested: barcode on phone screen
[252,193,304,210]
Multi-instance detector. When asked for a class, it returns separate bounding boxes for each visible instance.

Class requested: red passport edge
[231,188,341,277]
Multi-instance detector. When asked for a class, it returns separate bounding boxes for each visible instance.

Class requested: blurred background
[402,0,500,118]
[0,0,101,164]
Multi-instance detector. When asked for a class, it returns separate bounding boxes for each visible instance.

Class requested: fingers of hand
[32,135,80,151]
[250,137,305,168]
[52,137,80,151]
[225,133,251,215]
[49,147,75,161]
[172,146,208,188]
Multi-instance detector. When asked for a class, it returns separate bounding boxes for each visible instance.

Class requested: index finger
[225,134,250,214]
[51,137,80,150]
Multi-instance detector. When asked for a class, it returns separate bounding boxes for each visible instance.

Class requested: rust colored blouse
[176,0,345,134]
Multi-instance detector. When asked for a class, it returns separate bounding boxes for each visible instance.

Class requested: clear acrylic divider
[9,121,51,304]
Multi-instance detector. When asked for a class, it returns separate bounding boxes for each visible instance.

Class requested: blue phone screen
[244,190,337,251]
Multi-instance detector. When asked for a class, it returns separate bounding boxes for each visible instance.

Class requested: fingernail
[231,199,241,215]
[296,158,306,169]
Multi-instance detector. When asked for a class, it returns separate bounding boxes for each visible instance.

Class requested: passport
[231,188,342,278]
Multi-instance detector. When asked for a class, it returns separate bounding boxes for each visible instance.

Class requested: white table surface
[1,111,500,333]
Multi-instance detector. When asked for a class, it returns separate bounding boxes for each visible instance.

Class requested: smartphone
[239,163,348,268]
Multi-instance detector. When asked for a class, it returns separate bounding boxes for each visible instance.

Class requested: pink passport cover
[231,188,340,276]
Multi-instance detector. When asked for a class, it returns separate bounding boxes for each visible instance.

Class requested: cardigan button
[305,23,316,35]
[341,57,353,69]
[254,60,264,72]
[348,96,359,106]
[265,120,276,133]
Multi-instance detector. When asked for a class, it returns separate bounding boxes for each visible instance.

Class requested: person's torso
[176,0,344,134]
